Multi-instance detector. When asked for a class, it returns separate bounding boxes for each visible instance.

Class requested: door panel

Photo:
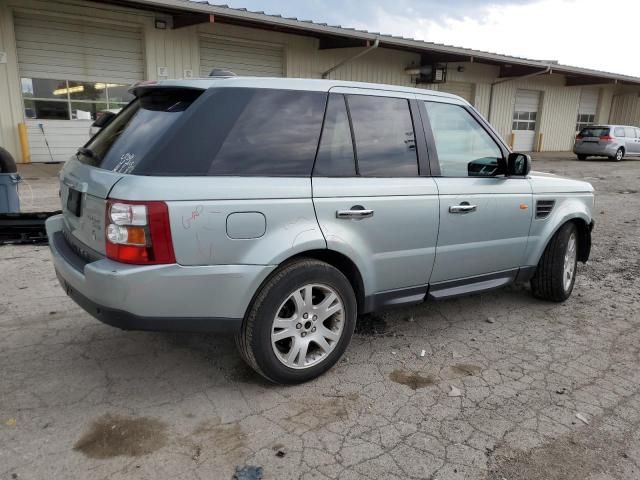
[313,178,439,294]
[431,178,533,282]
[420,99,533,283]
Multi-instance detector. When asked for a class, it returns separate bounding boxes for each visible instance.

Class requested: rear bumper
[573,143,618,156]
[46,214,274,333]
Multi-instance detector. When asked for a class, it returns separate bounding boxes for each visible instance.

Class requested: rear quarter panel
[108,176,325,266]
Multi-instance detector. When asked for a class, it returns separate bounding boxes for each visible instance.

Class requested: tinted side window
[347,95,418,177]
[131,88,326,176]
[314,94,356,176]
[208,89,326,176]
[424,101,502,177]
[624,127,636,138]
[614,127,625,137]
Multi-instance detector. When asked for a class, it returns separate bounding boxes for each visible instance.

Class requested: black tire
[609,147,624,162]
[530,222,578,302]
[0,147,18,173]
[577,154,587,161]
[236,259,357,384]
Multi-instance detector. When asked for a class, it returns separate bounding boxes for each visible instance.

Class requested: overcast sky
[220,0,640,77]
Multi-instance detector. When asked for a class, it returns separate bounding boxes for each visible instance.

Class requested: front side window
[424,101,502,177]
[21,78,133,121]
[314,94,356,176]
[347,95,418,177]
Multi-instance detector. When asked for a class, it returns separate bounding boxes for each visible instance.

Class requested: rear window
[80,87,327,176]
[579,126,609,137]
[81,88,203,172]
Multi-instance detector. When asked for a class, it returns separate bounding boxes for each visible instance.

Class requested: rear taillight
[599,134,613,142]
[105,199,175,264]
[575,134,583,140]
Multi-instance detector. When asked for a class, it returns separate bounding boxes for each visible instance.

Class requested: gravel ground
[1,153,639,480]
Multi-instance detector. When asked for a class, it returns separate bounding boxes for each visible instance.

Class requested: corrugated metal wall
[610,92,640,126]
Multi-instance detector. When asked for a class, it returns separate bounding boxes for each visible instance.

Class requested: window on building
[576,113,596,132]
[512,111,537,131]
[425,101,502,177]
[21,78,134,121]
[314,94,356,176]
[347,95,418,177]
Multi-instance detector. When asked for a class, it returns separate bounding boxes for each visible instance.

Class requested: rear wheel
[530,222,578,302]
[236,259,357,384]
[577,154,587,161]
[609,147,624,162]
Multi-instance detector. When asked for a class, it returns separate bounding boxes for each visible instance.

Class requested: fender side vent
[536,200,555,219]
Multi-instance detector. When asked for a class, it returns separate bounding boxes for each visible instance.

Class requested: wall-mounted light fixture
[155,19,168,29]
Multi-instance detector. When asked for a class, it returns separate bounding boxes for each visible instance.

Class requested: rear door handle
[336,207,374,219]
[449,204,477,214]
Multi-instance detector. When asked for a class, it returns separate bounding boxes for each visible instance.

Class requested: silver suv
[574,124,640,161]
[46,77,594,384]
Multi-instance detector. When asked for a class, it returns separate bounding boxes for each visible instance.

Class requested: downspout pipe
[321,38,380,79]
[487,65,552,123]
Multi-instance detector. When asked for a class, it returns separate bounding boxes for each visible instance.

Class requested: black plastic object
[0,211,61,245]
[0,147,17,173]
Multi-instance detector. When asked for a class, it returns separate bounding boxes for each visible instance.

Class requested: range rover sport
[46,77,595,384]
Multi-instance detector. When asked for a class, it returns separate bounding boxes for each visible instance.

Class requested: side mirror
[91,111,117,129]
[507,152,531,176]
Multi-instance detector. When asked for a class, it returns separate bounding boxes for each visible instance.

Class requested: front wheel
[577,154,587,161]
[236,259,357,384]
[530,222,578,302]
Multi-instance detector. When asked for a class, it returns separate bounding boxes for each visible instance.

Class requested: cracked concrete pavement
[1,153,640,479]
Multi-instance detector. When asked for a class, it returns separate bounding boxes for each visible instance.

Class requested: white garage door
[438,82,475,103]
[199,35,284,77]
[512,89,541,151]
[14,13,144,162]
[576,88,599,131]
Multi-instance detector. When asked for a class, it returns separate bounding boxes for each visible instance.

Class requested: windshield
[579,126,609,137]
[78,88,203,173]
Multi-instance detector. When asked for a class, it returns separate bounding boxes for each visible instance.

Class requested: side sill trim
[427,269,520,301]
[363,284,428,313]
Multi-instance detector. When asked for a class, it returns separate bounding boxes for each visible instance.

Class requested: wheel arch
[243,249,367,320]
[528,213,593,267]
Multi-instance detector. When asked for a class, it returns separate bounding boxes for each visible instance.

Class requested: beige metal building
[1,0,640,162]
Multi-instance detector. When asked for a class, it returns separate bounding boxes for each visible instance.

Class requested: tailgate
[59,157,124,255]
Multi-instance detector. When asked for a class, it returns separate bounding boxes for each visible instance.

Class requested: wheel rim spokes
[563,233,577,291]
[271,284,345,369]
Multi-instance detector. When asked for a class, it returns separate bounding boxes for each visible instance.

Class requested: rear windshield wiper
[76,147,100,161]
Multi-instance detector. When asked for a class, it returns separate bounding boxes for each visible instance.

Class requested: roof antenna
[209,68,237,77]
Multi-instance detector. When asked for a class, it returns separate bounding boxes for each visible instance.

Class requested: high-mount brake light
[105,200,175,265]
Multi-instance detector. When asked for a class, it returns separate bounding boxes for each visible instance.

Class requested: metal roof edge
[127,0,640,85]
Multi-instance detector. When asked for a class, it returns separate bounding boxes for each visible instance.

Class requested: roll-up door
[512,89,540,151]
[576,88,599,131]
[199,35,284,77]
[438,82,475,103]
[14,13,144,162]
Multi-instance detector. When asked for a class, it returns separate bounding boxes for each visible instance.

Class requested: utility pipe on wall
[321,38,380,79]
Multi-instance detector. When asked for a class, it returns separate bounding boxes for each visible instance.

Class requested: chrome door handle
[336,208,374,219]
[449,204,477,214]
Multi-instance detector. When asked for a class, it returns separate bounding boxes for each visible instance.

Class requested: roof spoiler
[209,68,236,77]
